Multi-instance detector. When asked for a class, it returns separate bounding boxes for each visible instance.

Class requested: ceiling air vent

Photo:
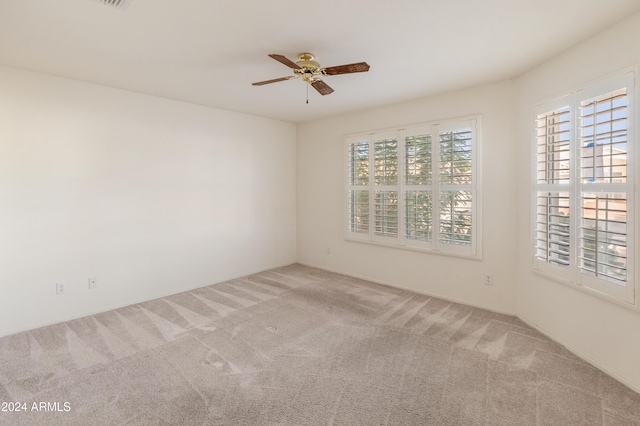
[94,0,132,9]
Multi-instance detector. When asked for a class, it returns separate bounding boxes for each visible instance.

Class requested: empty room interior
[2,0,640,425]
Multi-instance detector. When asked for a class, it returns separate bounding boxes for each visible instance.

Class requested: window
[346,117,480,258]
[533,71,636,305]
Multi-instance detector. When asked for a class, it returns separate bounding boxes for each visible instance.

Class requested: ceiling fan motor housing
[294,53,322,81]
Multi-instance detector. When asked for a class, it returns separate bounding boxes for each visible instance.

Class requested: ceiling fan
[252,53,370,96]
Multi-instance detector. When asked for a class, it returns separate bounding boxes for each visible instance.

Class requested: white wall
[297,80,518,314]
[0,66,297,337]
[515,11,640,392]
[3,8,640,395]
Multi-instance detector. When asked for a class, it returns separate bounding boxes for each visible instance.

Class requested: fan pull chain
[306,84,309,104]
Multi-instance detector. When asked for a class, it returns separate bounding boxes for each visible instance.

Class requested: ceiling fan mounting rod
[298,53,314,61]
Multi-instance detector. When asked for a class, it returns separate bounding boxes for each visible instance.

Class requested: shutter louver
[580,89,627,184]
[405,190,432,241]
[374,191,398,237]
[440,129,473,185]
[579,194,627,284]
[535,192,570,266]
[348,190,369,234]
[440,190,473,245]
[405,135,432,185]
[537,107,571,184]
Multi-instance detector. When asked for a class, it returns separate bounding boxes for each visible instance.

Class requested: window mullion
[368,134,375,242]
[398,129,406,245]
[433,124,441,251]
[570,97,580,284]
[470,120,478,256]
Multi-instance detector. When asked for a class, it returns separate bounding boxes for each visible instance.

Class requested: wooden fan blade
[310,79,334,96]
[322,62,370,75]
[252,76,295,86]
[268,54,302,69]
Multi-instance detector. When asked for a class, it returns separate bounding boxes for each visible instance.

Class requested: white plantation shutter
[579,89,628,185]
[438,126,475,249]
[347,139,370,237]
[537,106,571,186]
[348,190,369,234]
[374,138,398,186]
[578,193,627,284]
[405,190,432,241]
[374,190,398,237]
[532,71,635,304]
[535,192,571,267]
[439,128,474,185]
[345,117,480,258]
[578,87,632,300]
[405,134,432,186]
[373,136,399,240]
[534,105,573,279]
[404,131,433,243]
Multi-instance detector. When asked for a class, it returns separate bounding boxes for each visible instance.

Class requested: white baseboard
[296,261,516,316]
[0,261,296,339]
[297,261,640,394]
[516,314,640,395]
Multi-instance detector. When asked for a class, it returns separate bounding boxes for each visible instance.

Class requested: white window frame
[532,70,637,307]
[345,116,482,259]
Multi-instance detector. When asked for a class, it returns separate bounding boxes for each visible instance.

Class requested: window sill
[531,268,639,312]
[345,236,482,261]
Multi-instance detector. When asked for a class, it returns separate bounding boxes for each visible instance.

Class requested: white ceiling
[1,0,639,123]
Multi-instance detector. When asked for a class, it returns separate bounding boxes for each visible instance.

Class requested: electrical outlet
[88,277,97,289]
[56,283,66,295]
[327,247,332,255]
[484,274,493,286]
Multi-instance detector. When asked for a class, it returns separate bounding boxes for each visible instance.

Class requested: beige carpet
[1,264,639,425]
